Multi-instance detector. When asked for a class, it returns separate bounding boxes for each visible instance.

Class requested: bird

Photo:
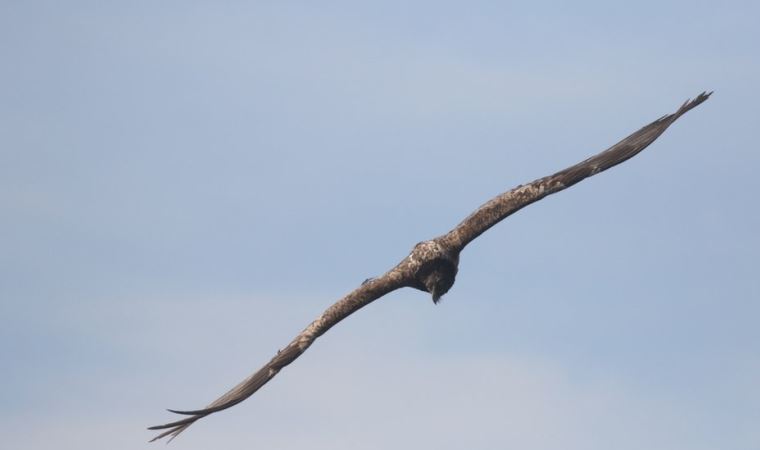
[149,92,711,442]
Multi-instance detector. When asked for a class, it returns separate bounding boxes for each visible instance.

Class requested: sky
[1,1,758,449]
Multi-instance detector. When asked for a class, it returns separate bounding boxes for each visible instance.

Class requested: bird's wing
[148,266,410,442]
[440,92,712,253]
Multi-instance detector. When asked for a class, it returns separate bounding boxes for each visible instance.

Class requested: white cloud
[5,289,748,450]
[2,343,731,450]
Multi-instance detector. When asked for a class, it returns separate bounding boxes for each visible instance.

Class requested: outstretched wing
[148,266,410,442]
[440,92,712,252]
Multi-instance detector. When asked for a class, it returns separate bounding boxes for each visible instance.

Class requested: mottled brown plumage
[149,92,711,442]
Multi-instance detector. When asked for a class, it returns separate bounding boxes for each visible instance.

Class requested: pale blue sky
[1,1,758,449]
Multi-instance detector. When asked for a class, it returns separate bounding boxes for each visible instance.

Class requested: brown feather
[440,92,712,252]
[148,267,410,441]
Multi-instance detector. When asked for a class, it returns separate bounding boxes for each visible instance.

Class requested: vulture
[149,92,711,442]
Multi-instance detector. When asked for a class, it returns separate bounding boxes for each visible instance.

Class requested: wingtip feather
[166,408,200,416]
[679,91,712,113]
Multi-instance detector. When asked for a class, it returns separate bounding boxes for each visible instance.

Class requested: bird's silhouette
[149,92,711,442]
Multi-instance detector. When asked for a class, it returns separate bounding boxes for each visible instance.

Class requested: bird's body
[149,92,711,442]
[408,239,460,303]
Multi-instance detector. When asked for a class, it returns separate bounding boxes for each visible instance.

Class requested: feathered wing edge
[148,268,410,442]
[441,92,712,252]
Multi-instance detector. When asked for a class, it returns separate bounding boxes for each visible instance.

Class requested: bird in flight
[149,92,711,442]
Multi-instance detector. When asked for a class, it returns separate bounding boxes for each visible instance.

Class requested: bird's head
[408,240,460,303]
